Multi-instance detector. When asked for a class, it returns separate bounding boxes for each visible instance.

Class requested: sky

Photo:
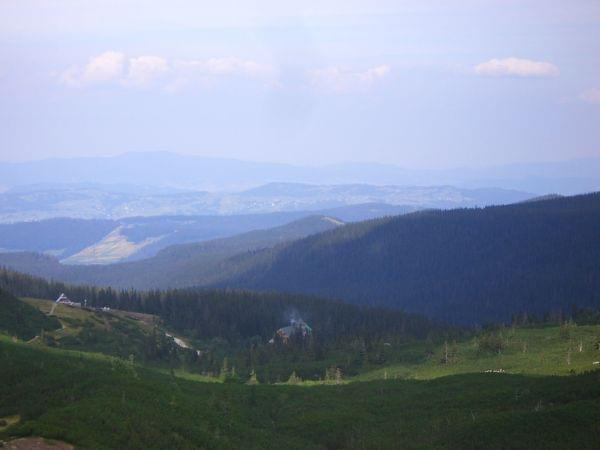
[0,0,599,169]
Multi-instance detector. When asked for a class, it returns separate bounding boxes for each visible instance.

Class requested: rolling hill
[2,194,599,325]
[0,215,345,288]
[1,151,599,194]
[1,287,600,449]
[0,180,531,223]
[0,289,61,340]
[0,203,417,263]
[217,192,600,324]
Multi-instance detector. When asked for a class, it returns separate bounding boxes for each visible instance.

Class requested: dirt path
[1,437,73,450]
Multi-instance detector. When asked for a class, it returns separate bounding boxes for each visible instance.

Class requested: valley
[1,289,600,449]
[4,2,600,447]
[2,193,598,325]
[1,191,600,448]
[0,203,412,263]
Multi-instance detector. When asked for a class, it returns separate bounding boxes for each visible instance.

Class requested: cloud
[60,51,125,86]
[474,58,558,77]
[579,88,600,104]
[59,51,275,90]
[307,64,391,92]
[126,55,169,87]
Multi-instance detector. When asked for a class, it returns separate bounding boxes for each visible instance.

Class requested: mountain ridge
[1,151,599,194]
[0,181,532,222]
[0,214,345,288]
[1,193,599,325]
[215,192,600,324]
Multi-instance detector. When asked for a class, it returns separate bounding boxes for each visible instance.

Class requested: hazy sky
[1,0,599,168]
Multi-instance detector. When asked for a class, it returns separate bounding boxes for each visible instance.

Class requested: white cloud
[474,58,558,77]
[60,51,125,86]
[125,55,169,88]
[307,64,391,92]
[579,88,600,104]
[59,52,275,90]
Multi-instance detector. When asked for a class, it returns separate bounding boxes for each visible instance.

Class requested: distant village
[49,293,110,315]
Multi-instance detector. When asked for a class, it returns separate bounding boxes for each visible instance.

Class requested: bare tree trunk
[443,340,449,364]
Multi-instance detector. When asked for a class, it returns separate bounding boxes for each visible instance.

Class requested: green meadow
[1,295,600,448]
[2,337,600,449]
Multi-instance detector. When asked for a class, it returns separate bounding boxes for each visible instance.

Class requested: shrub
[478,333,504,354]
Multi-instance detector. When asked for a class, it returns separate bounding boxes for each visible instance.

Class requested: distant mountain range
[0,215,344,288]
[1,193,599,325]
[0,181,531,222]
[0,204,415,264]
[1,151,599,194]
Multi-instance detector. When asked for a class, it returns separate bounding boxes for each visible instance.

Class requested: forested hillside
[0,218,116,257]
[0,211,348,263]
[0,268,455,380]
[2,194,599,325]
[0,215,343,288]
[0,268,446,342]
[220,193,600,324]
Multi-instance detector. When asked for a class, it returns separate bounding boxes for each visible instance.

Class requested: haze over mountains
[0,205,416,263]
[1,152,598,325]
[2,151,599,194]
[0,215,345,288]
[0,180,531,223]
[2,193,598,325]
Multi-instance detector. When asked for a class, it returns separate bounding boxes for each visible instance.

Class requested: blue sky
[1,0,599,168]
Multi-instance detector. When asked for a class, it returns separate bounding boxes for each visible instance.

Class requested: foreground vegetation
[357,322,600,381]
[1,339,600,449]
[0,290,60,340]
[2,271,600,448]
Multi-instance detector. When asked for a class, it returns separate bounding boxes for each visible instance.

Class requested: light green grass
[15,298,600,385]
[356,324,600,381]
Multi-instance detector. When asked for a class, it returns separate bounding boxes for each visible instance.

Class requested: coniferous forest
[223,193,600,324]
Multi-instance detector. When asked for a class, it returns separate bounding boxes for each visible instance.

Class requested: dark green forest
[222,192,600,324]
[0,218,116,256]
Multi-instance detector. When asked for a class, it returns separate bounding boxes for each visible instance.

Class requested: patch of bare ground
[114,310,159,326]
[1,437,73,450]
[0,416,19,432]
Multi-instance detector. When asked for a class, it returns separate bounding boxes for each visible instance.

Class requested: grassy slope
[0,290,60,340]
[356,324,600,381]
[2,298,600,448]
[18,298,182,364]
[18,297,600,382]
[1,338,600,450]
